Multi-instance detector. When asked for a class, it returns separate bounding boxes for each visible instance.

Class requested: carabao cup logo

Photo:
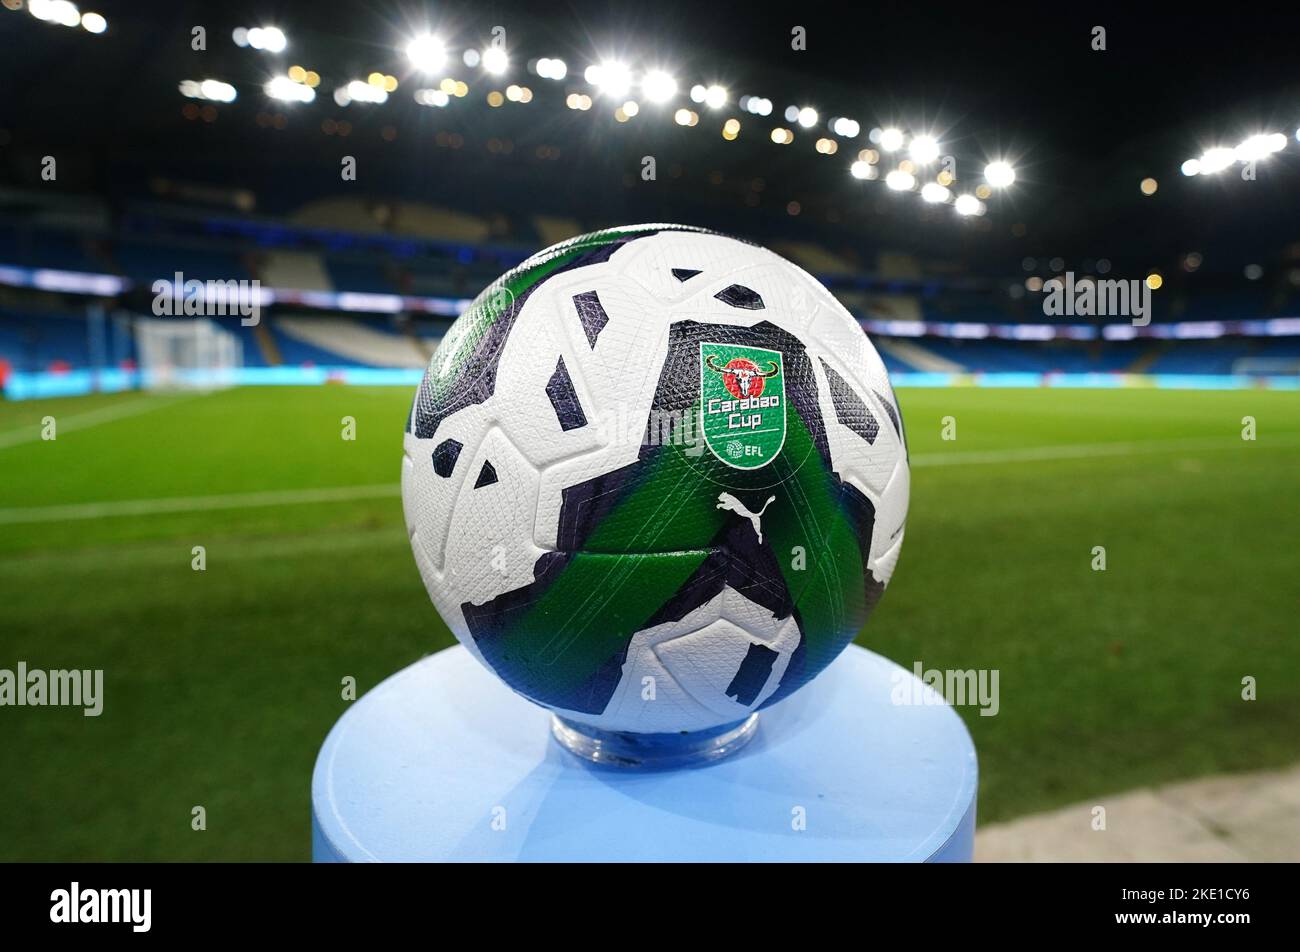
[699,342,786,470]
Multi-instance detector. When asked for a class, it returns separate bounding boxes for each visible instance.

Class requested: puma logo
[716,493,776,543]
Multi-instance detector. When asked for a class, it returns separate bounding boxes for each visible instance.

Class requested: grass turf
[0,384,1297,860]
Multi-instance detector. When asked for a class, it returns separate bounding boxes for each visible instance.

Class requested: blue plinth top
[312,644,978,862]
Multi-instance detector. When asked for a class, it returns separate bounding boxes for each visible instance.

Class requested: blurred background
[1,1,1297,860]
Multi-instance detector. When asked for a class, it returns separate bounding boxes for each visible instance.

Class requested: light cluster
[586,62,633,98]
[232,25,287,52]
[406,34,447,74]
[534,57,568,80]
[158,25,1029,217]
[850,127,1012,216]
[1181,132,1289,176]
[265,74,316,104]
[179,79,238,104]
[690,85,729,109]
[26,0,104,31]
[334,77,392,107]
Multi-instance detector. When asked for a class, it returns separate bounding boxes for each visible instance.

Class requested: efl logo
[699,342,786,470]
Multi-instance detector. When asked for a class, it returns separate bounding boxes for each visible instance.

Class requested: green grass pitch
[0,384,1297,860]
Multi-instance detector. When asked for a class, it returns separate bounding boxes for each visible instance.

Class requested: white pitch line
[0,483,400,525]
[910,434,1300,468]
[0,433,1294,526]
[0,392,204,450]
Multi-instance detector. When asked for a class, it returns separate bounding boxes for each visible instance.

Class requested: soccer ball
[402,225,908,735]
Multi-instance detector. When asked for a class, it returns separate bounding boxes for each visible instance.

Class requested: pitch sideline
[0,432,1295,525]
[0,392,206,450]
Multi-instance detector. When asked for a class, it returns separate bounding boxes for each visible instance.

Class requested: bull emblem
[705,354,780,398]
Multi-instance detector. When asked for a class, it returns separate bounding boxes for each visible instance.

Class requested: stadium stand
[390,203,493,243]
[0,309,136,372]
[274,316,427,368]
[259,251,333,292]
[1,187,1297,392]
[532,216,585,247]
[874,339,951,373]
[771,241,859,276]
[288,197,388,234]
[1148,339,1255,375]
[113,241,254,287]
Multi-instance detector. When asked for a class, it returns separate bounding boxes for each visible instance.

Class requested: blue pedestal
[312,644,978,862]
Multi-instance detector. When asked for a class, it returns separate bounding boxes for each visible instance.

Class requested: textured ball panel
[402,225,909,733]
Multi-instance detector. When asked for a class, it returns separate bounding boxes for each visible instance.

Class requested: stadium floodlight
[921,182,950,203]
[406,35,447,73]
[984,160,1016,187]
[830,117,860,138]
[1180,158,1201,176]
[849,160,877,180]
[885,169,916,191]
[879,127,905,152]
[265,75,315,103]
[247,26,287,53]
[690,84,707,103]
[80,11,107,33]
[1198,147,1235,173]
[536,57,567,80]
[910,137,940,164]
[1234,132,1286,162]
[586,61,632,98]
[704,85,728,109]
[954,193,983,216]
[909,135,940,164]
[198,79,237,103]
[414,89,451,107]
[31,0,81,26]
[345,79,388,104]
[482,46,508,75]
[796,106,818,128]
[642,70,678,104]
